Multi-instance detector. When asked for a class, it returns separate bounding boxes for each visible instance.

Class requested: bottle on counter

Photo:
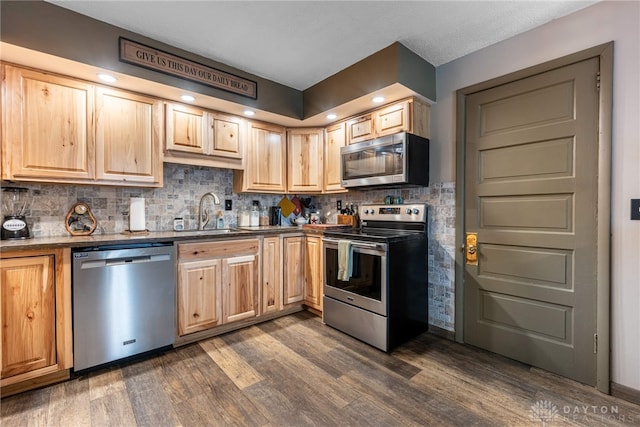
[259,205,269,226]
[216,211,224,229]
[250,203,259,227]
[238,204,250,227]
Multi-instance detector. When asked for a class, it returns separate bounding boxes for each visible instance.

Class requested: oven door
[323,237,387,316]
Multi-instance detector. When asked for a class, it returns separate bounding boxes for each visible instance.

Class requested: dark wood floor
[2,311,639,426]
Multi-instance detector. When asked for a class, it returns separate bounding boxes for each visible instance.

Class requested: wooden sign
[119,37,257,99]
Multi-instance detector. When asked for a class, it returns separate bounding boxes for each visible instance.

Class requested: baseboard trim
[1,369,70,397]
[611,382,640,406]
[174,304,305,347]
[428,324,455,341]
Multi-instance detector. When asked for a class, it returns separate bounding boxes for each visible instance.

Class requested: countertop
[0,225,315,252]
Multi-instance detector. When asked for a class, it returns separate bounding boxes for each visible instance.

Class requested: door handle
[465,232,478,265]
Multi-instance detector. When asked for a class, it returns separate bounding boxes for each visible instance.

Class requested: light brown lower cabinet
[261,236,283,314]
[283,235,305,305]
[177,239,259,336]
[283,234,323,312]
[303,235,323,311]
[177,258,223,335]
[0,248,72,393]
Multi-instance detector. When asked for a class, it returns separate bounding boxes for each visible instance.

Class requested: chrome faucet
[198,192,221,230]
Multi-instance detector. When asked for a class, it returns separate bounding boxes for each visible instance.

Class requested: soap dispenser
[216,211,224,229]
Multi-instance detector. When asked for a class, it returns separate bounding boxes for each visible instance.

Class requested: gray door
[463,57,600,386]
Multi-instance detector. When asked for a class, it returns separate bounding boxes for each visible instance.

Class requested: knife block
[337,214,357,228]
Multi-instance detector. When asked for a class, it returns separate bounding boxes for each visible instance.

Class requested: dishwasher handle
[79,254,171,269]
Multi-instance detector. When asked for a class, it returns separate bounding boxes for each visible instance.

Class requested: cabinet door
[238,121,286,193]
[210,113,243,159]
[287,128,323,193]
[304,236,323,311]
[346,113,374,144]
[324,122,347,193]
[283,236,304,304]
[177,259,222,336]
[2,66,94,181]
[374,100,410,137]
[165,103,207,155]
[95,87,163,186]
[1,255,56,378]
[223,254,259,323]
[262,236,282,314]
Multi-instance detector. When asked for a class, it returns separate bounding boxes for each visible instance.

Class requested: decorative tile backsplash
[0,163,456,331]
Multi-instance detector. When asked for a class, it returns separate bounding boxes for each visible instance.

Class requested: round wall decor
[65,202,97,236]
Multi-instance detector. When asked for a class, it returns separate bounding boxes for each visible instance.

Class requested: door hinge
[596,72,601,92]
[594,333,598,354]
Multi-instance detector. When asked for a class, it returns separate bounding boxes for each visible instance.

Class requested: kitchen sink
[178,228,248,235]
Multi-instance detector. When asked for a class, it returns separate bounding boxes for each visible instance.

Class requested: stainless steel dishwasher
[72,242,176,372]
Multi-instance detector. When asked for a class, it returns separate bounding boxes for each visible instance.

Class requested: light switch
[631,199,640,220]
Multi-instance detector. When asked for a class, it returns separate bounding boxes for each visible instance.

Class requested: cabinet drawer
[178,239,259,260]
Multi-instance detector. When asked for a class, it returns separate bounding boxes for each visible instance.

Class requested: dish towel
[337,240,353,281]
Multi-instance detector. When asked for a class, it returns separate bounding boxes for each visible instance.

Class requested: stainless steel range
[322,204,428,352]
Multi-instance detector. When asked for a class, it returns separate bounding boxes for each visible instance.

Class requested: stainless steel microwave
[340,132,429,188]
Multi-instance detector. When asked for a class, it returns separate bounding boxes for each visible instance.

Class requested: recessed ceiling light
[180,94,195,102]
[326,113,337,120]
[97,73,117,83]
[243,110,255,116]
[372,96,385,103]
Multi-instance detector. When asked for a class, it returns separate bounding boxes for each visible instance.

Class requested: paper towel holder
[65,202,97,236]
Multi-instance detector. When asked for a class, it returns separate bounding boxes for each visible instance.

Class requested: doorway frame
[454,42,613,393]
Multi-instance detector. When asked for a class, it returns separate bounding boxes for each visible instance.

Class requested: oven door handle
[323,238,386,251]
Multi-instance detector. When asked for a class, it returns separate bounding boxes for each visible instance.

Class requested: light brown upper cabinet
[164,103,244,170]
[287,128,324,193]
[234,121,286,193]
[95,87,163,186]
[1,65,163,187]
[2,65,95,182]
[345,113,375,145]
[346,97,430,145]
[211,113,243,160]
[165,103,207,155]
[324,122,347,193]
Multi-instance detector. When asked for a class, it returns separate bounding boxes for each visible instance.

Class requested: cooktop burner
[324,203,427,243]
[323,227,423,242]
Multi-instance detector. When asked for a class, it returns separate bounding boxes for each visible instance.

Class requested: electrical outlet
[225,199,232,211]
[631,199,640,220]
[337,200,342,211]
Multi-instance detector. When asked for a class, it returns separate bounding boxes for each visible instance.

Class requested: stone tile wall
[1,164,456,331]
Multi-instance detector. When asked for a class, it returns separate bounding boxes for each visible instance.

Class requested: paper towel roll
[129,197,146,231]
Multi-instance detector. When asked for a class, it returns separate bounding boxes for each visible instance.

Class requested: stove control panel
[360,204,427,223]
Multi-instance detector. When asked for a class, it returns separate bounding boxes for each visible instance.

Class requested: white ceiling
[47,0,598,91]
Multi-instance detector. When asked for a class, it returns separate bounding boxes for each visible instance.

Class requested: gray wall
[0,0,302,119]
[431,0,640,390]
